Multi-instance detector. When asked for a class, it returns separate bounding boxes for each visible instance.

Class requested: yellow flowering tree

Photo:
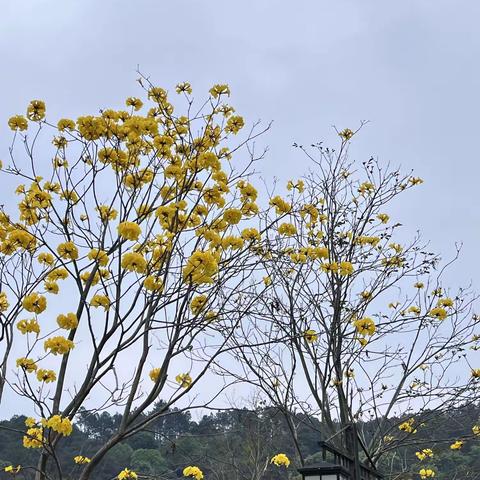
[223,127,479,476]
[0,79,271,479]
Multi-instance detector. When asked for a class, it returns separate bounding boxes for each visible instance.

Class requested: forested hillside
[1,403,479,480]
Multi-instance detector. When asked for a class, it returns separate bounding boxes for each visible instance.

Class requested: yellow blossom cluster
[270,453,290,467]
[450,440,463,450]
[73,456,91,464]
[183,250,218,284]
[321,261,354,275]
[117,468,138,479]
[36,369,56,383]
[176,373,192,388]
[17,318,40,335]
[44,336,75,355]
[57,241,79,260]
[278,222,297,236]
[190,295,208,315]
[149,368,161,382]
[22,292,47,314]
[57,312,78,330]
[4,465,21,474]
[303,329,318,343]
[415,449,433,461]
[44,415,73,436]
[183,466,204,480]
[353,317,376,337]
[90,294,110,310]
[23,427,43,448]
[419,468,435,479]
[16,357,37,373]
[399,418,417,434]
[118,222,142,241]
[0,292,9,312]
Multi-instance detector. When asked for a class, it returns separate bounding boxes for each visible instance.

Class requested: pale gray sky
[1,0,479,417]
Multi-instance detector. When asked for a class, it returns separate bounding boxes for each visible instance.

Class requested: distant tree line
[1,401,479,480]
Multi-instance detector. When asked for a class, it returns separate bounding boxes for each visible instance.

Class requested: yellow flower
[87,248,109,266]
[338,128,354,141]
[144,275,164,292]
[472,425,480,436]
[419,468,435,479]
[225,115,244,134]
[27,100,46,121]
[437,297,453,308]
[121,252,147,273]
[44,336,75,355]
[149,368,161,382]
[303,329,318,343]
[23,427,43,448]
[176,82,193,94]
[270,195,292,215]
[96,205,118,222]
[22,292,47,314]
[190,295,208,315]
[415,449,433,461]
[36,369,56,383]
[339,261,354,276]
[398,418,417,434]
[4,465,21,474]
[38,252,55,265]
[209,84,230,98]
[358,338,368,347]
[428,307,447,320]
[80,270,101,285]
[118,221,141,241]
[450,440,463,450]
[176,373,192,388]
[73,456,91,464]
[409,177,424,185]
[414,282,425,289]
[183,466,203,480]
[57,118,75,131]
[271,453,290,467]
[286,179,304,192]
[45,415,72,436]
[9,229,37,251]
[263,276,271,286]
[16,357,37,373]
[8,115,28,131]
[16,318,40,335]
[0,292,9,313]
[278,222,297,236]
[377,213,390,224]
[183,251,218,284]
[57,312,78,330]
[57,241,79,260]
[471,368,480,379]
[47,267,69,281]
[25,417,36,427]
[223,208,242,225]
[353,317,376,337]
[125,97,143,111]
[358,182,375,194]
[360,290,372,300]
[241,228,261,242]
[90,294,110,310]
[118,468,138,480]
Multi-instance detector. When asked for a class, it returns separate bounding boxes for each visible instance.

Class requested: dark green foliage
[0,403,478,480]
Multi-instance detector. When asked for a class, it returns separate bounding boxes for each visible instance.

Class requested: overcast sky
[1,0,479,417]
